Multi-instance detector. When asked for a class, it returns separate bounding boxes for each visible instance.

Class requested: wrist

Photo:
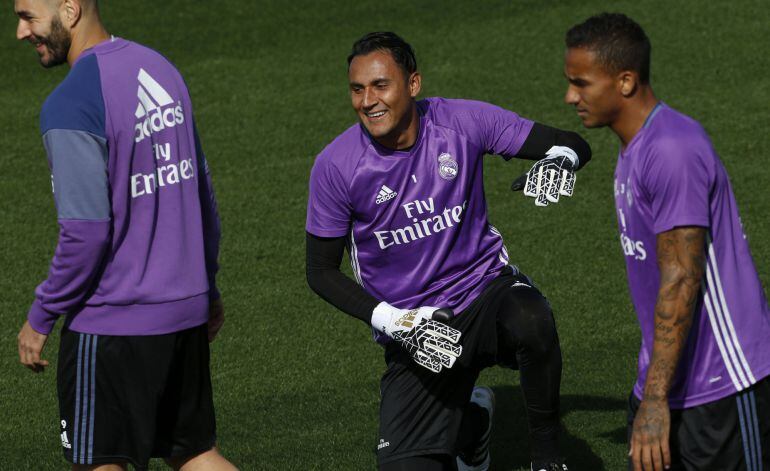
[642,389,668,403]
[371,302,397,335]
[546,145,579,167]
[27,299,57,335]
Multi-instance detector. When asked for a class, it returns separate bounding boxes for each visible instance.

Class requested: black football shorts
[376,267,550,464]
[57,323,216,469]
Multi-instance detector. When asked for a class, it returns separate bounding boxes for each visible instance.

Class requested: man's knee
[164,446,236,471]
[72,464,128,471]
[497,289,560,359]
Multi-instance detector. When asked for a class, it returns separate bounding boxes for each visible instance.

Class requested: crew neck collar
[620,101,665,158]
[72,36,127,66]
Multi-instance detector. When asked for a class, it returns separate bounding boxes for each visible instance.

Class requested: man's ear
[618,70,638,98]
[409,71,422,98]
[60,0,82,29]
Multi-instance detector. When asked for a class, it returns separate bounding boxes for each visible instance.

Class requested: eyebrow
[349,77,391,87]
[564,74,589,86]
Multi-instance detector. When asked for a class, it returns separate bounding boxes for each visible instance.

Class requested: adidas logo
[133,68,185,143]
[375,185,397,204]
[135,68,173,118]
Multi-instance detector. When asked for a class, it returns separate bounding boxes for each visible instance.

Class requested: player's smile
[365,110,387,119]
[30,36,48,55]
[364,109,388,123]
[361,106,392,133]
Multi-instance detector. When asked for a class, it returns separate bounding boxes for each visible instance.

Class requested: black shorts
[377,267,550,464]
[627,376,770,470]
[57,323,216,469]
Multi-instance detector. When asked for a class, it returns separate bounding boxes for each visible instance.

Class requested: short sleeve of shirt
[642,137,712,234]
[306,153,352,237]
[428,98,534,158]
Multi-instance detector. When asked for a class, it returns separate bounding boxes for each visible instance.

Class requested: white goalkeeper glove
[371,303,462,373]
[511,145,578,206]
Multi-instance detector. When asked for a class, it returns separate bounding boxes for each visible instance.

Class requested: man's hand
[18,320,49,373]
[630,397,671,471]
[372,303,462,373]
[208,298,225,342]
[511,145,578,206]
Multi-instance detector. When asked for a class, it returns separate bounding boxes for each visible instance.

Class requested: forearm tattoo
[644,226,706,401]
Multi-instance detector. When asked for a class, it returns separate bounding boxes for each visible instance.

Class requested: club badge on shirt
[438,152,458,180]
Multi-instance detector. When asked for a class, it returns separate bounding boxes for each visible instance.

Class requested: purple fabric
[307,98,533,341]
[28,38,219,335]
[27,220,110,334]
[615,102,770,408]
[66,293,209,335]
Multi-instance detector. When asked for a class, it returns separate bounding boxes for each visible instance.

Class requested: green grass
[1,1,768,469]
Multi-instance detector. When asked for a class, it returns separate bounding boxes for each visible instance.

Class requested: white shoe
[457,386,495,471]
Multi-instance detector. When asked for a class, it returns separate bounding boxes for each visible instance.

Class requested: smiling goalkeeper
[306,32,591,471]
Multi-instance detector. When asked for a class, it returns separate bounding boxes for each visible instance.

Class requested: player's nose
[564,86,579,106]
[362,88,377,108]
[17,20,31,41]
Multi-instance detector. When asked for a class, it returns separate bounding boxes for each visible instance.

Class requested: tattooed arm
[630,226,706,471]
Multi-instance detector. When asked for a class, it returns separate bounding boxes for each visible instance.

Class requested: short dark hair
[347,32,417,76]
[566,13,651,83]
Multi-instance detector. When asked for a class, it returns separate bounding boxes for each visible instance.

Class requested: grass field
[1,1,768,469]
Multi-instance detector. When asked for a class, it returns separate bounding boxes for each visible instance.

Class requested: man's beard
[38,15,71,68]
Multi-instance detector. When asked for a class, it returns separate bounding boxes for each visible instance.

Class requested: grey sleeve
[43,129,110,220]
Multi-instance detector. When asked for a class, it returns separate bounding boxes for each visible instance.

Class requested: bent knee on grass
[164,447,238,471]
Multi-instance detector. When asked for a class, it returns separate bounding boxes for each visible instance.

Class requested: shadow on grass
[599,425,629,446]
[490,385,626,470]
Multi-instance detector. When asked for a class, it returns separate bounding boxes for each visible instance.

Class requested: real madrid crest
[438,152,458,181]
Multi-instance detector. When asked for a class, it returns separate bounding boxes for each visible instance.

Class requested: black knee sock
[498,289,563,461]
[518,333,562,460]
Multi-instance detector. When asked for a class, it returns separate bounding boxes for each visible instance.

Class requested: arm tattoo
[643,226,706,401]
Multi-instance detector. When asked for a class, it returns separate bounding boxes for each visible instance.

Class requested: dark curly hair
[566,13,651,83]
[347,32,417,76]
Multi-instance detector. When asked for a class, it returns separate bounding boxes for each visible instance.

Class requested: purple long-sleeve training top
[27,37,220,336]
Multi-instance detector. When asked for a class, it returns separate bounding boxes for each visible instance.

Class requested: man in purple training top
[564,13,770,471]
[14,1,236,469]
[306,32,591,471]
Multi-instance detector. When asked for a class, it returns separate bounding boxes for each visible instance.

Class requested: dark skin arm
[631,226,706,471]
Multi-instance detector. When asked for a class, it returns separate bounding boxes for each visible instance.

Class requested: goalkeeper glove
[371,303,462,373]
[511,145,578,206]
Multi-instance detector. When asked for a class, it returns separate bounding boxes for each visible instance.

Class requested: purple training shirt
[27,38,220,335]
[615,102,770,408]
[306,98,533,341]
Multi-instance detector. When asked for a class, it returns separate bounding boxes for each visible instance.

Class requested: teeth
[367,111,385,118]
